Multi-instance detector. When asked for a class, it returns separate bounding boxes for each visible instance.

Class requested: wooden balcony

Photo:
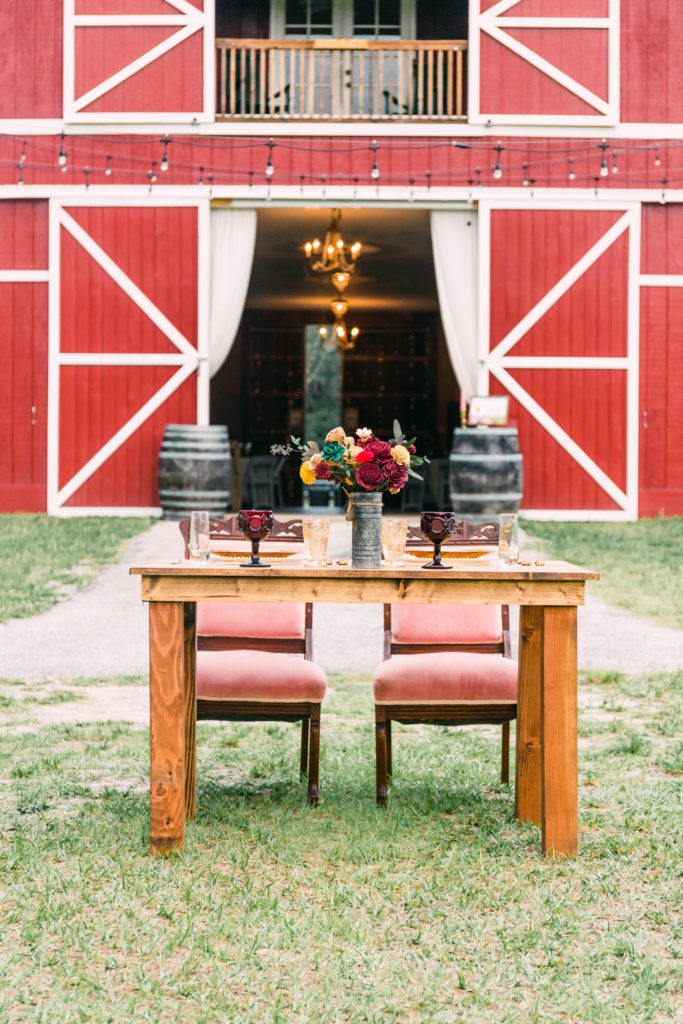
[215,39,467,121]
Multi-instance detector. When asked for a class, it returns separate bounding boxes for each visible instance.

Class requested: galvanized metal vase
[350,491,383,568]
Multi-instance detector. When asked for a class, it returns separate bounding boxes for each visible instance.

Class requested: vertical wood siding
[488,208,628,512]
[0,202,49,512]
[58,206,198,509]
[639,205,683,516]
[0,0,62,118]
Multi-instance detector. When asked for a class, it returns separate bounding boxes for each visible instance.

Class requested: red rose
[315,462,331,480]
[363,440,392,463]
[355,462,383,490]
[384,463,408,492]
[355,448,374,463]
[408,444,416,454]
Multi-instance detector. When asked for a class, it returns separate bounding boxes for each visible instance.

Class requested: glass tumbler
[302,518,330,566]
[189,510,210,562]
[498,513,519,566]
[382,519,408,566]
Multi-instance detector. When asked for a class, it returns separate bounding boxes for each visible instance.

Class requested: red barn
[1,0,681,519]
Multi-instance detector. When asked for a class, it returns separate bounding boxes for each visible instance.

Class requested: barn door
[48,199,209,515]
[479,201,640,519]
[468,0,619,126]
[64,0,214,123]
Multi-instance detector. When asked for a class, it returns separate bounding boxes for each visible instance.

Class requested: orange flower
[325,426,346,444]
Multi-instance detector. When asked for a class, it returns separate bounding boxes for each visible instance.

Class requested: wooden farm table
[130,558,599,859]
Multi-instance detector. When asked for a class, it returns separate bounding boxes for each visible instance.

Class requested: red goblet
[237,509,274,567]
[420,512,456,569]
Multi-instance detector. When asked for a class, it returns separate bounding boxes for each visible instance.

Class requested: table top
[131,557,599,582]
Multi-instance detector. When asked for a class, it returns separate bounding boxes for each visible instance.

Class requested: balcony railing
[215,39,467,121]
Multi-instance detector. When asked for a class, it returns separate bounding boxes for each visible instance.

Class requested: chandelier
[304,210,361,350]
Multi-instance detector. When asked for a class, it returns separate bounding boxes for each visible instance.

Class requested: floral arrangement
[272,421,428,495]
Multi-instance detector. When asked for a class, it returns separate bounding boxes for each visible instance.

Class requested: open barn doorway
[210,206,475,510]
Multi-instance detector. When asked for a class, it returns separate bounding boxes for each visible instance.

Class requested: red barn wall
[0,202,49,512]
[0,1,62,118]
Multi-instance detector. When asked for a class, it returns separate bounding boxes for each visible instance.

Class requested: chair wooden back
[178,516,312,658]
[385,517,510,660]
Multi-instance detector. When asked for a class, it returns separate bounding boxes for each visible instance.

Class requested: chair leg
[386,718,392,778]
[300,718,309,777]
[307,704,320,805]
[501,721,510,785]
[376,706,388,805]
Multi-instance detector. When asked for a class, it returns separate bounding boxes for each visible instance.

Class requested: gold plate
[211,549,296,561]
[408,549,492,561]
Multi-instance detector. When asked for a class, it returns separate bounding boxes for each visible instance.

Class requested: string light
[148,162,157,184]
[660,178,668,204]
[611,150,618,174]
[409,177,415,202]
[300,174,305,195]
[492,141,503,179]
[58,132,67,168]
[198,166,204,185]
[568,157,575,181]
[19,142,26,167]
[105,155,112,176]
[654,149,661,167]
[370,140,380,180]
[265,138,275,177]
[83,166,90,189]
[522,163,529,187]
[426,170,431,189]
[160,135,170,171]
[599,139,609,177]
[17,163,24,186]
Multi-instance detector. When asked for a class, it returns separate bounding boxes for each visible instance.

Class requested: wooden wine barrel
[449,427,523,515]
[158,424,232,520]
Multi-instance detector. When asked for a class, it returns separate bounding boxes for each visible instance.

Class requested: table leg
[541,606,578,858]
[149,601,186,855]
[183,603,197,821]
[515,605,543,826]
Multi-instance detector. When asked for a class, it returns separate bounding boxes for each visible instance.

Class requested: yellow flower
[343,444,363,462]
[300,461,317,485]
[392,444,410,467]
[343,436,355,447]
[325,426,346,443]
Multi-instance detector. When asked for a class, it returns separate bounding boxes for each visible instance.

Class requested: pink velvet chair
[373,518,518,804]
[178,516,326,804]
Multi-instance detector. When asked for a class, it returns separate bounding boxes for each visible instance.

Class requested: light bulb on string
[19,142,26,168]
[300,174,305,196]
[492,141,503,179]
[105,155,112,176]
[599,139,609,177]
[265,138,275,177]
[568,157,575,181]
[409,177,415,202]
[83,167,90,190]
[58,131,67,168]
[148,162,157,184]
[660,178,668,205]
[160,136,170,172]
[426,170,431,190]
[654,149,661,167]
[522,163,529,187]
[198,166,204,186]
[17,163,24,186]
[370,140,379,180]
[611,151,618,174]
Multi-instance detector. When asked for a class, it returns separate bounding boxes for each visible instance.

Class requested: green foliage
[0,514,155,622]
[521,517,683,629]
[0,669,681,1023]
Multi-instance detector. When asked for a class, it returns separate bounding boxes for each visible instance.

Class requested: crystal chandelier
[304,210,361,350]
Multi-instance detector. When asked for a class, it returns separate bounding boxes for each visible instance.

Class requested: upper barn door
[468,0,619,126]
[479,201,640,519]
[64,0,214,123]
[48,199,209,515]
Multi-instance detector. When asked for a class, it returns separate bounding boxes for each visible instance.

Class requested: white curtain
[430,211,479,401]
[209,209,257,377]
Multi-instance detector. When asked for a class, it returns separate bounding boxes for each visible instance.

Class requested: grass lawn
[0,670,681,1023]
[521,517,683,630]
[0,514,155,622]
